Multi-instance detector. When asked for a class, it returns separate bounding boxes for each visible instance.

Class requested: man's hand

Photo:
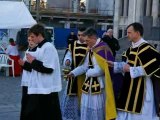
[26,53,36,63]
[67,72,75,79]
[123,64,130,72]
[65,59,70,66]
[18,58,25,66]
[107,61,114,67]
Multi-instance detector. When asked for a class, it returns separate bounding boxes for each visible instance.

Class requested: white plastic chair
[0,45,5,53]
[0,54,14,77]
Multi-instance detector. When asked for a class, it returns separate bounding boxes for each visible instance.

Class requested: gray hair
[107,29,113,33]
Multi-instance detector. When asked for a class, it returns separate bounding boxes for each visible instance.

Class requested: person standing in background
[67,31,78,45]
[102,29,120,57]
[16,29,28,58]
[5,38,21,76]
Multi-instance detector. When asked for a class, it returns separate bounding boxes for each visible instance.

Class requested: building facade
[28,0,114,30]
[114,0,160,40]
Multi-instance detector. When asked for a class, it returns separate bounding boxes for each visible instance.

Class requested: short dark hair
[83,27,97,37]
[28,24,45,38]
[78,27,86,32]
[127,22,143,36]
[9,38,14,43]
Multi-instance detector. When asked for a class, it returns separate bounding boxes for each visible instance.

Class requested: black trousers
[20,87,62,120]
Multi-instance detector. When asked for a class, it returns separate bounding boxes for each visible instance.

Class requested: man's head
[77,27,86,43]
[83,27,97,48]
[9,38,15,44]
[126,22,143,42]
[70,31,75,35]
[28,24,45,44]
[107,29,113,37]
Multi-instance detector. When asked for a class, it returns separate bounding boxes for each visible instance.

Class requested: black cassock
[117,42,160,117]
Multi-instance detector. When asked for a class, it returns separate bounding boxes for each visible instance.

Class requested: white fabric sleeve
[130,66,145,79]
[23,51,27,61]
[71,53,89,77]
[63,51,72,66]
[5,45,10,54]
[114,62,125,73]
[86,56,104,77]
[42,44,59,69]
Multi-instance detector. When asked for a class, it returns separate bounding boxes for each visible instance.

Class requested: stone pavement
[0,49,66,120]
[0,76,21,120]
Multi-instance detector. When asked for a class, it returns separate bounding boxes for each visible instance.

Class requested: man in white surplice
[108,22,160,120]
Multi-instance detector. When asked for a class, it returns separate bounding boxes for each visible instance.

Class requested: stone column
[72,0,78,13]
[128,0,135,23]
[152,0,159,26]
[123,0,128,17]
[128,0,143,23]
[85,0,89,13]
[135,0,144,22]
[146,0,151,16]
[36,0,40,21]
[113,0,121,38]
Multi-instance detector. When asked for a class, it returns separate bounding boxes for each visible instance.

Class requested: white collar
[92,38,101,49]
[77,40,85,44]
[131,38,148,48]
